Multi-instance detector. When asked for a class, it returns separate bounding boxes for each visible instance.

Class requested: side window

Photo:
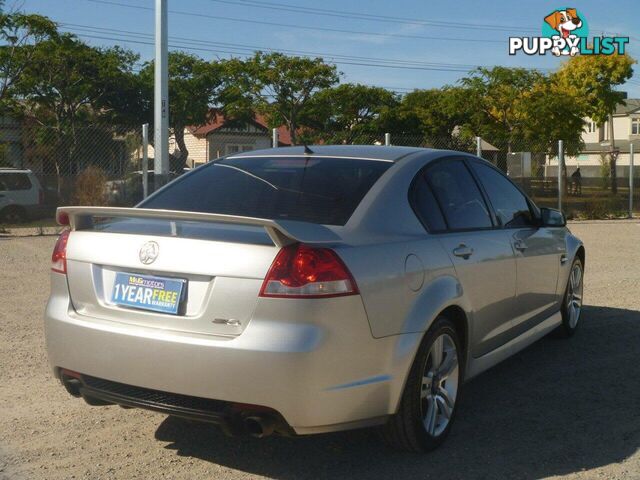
[425,159,493,230]
[0,173,32,191]
[410,174,447,232]
[470,161,534,228]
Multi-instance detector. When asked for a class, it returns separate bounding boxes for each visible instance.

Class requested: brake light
[51,230,70,274]
[38,188,44,205]
[56,211,70,226]
[259,244,358,298]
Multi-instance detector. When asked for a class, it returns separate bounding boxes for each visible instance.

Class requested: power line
[68,31,479,72]
[61,23,555,76]
[81,0,505,45]
[202,0,640,41]
[60,23,484,70]
[203,0,539,33]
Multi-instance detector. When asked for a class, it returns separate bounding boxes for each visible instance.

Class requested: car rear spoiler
[56,206,341,247]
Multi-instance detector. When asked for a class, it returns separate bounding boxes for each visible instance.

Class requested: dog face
[544,9,582,38]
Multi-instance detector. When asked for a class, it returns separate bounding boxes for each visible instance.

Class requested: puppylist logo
[509,8,629,57]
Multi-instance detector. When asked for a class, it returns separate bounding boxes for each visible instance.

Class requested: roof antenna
[303,145,314,155]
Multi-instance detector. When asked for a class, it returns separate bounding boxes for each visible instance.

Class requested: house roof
[188,111,292,145]
[614,98,640,115]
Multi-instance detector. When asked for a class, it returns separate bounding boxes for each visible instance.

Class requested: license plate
[111,272,186,315]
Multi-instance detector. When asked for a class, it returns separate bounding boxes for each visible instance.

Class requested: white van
[0,169,45,222]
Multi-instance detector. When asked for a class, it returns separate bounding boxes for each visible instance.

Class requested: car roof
[227,145,431,162]
[0,168,32,173]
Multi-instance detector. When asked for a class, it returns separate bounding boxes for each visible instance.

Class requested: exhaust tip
[244,416,276,438]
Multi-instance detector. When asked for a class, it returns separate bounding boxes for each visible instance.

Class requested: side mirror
[540,207,566,227]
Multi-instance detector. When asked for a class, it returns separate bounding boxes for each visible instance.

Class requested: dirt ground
[1,221,639,480]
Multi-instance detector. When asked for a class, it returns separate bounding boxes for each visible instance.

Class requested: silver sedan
[45,145,584,452]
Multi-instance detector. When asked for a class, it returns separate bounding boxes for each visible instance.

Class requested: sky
[12,0,640,97]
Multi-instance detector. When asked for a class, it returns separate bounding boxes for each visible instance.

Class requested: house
[546,98,640,179]
[143,112,292,169]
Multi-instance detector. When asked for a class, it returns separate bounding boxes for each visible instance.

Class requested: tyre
[380,316,463,452]
[556,257,584,337]
[0,205,27,224]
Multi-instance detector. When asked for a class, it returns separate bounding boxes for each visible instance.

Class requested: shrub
[574,197,627,220]
[73,166,108,206]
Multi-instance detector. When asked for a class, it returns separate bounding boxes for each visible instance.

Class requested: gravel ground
[1,221,639,480]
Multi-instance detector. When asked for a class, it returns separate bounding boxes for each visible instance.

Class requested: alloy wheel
[567,263,583,329]
[420,333,459,437]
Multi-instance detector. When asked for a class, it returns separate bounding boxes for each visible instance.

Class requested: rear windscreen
[140,156,392,225]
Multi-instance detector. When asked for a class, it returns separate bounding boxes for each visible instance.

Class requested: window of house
[632,118,640,135]
[586,121,597,133]
[225,144,255,154]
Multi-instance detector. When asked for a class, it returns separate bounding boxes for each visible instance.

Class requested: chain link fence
[1,123,637,227]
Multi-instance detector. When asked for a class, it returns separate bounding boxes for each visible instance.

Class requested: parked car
[0,168,46,223]
[45,146,584,452]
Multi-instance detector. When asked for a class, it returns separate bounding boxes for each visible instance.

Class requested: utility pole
[558,140,564,212]
[142,123,149,199]
[154,0,169,191]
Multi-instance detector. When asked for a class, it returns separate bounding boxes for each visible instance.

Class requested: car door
[417,158,518,358]
[1,173,34,206]
[468,159,563,336]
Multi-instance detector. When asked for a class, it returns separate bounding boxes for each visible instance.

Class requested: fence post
[142,123,149,199]
[272,128,279,148]
[476,136,482,158]
[630,143,635,218]
[558,140,564,212]
[384,133,391,146]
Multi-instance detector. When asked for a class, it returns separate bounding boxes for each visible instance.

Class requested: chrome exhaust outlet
[244,416,276,438]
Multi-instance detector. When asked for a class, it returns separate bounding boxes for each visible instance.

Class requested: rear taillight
[51,230,70,274]
[259,244,358,298]
[38,188,44,205]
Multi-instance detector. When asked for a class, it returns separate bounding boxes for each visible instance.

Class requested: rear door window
[141,156,392,226]
[425,159,493,230]
[0,173,32,191]
[470,161,535,227]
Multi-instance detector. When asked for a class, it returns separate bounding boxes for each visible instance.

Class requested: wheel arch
[389,298,471,415]
[575,245,585,269]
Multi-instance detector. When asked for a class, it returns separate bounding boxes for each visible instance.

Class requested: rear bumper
[45,273,422,434]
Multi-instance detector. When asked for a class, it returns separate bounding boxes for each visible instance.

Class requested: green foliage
[555,54,635,125]
[19,34,140,130]
[460,67,547,150]
[0,10,58,113]
[221,52,339,144]
[303,83,398,142]
[382,87,469,138]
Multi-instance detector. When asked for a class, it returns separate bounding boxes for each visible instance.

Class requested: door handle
[513,239,528,252]
[452,244,473,259]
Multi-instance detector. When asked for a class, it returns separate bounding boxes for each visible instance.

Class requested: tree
[139,52,222,172]
[555,54,635,193]
[388,87,470,138]
[0,9,58,113]
[303,83,398,142]
[460,67,548,152]
[19,34,139,188]
[222,52,339,144]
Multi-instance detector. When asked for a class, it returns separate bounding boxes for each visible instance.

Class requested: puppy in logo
[544,8,583,56]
